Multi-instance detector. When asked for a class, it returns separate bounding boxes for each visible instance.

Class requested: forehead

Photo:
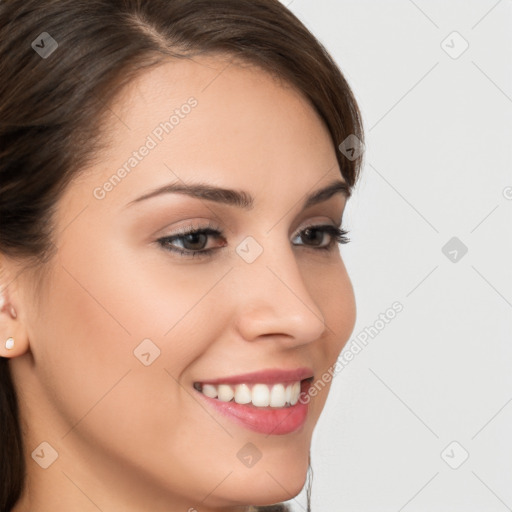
[107,53,333,155]
[60,54,342,216]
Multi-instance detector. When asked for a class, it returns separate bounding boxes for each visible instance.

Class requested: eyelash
[156,221,350,259]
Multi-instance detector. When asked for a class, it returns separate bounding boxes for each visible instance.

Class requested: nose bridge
[231,233,327,344]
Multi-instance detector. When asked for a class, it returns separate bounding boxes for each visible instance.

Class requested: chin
[223,446,310,507]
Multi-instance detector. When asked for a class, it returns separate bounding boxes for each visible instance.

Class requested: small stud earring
[5,337,14,350]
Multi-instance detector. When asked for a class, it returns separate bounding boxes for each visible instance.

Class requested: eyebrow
[125,178,350,210]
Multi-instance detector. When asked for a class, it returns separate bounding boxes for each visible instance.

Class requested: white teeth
[202,384,218,398]
[269,383,286,407]
[217,384,234,402]
[234,384,252,404]
[252,384,270,407]
[197,380,304,408]
[290,381,300,405]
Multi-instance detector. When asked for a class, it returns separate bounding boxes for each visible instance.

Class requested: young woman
[0,1,364,510]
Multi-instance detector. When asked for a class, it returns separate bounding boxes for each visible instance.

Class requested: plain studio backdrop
[278,1,512,511]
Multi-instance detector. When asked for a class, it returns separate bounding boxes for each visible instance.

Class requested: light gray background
[279,1,512,510]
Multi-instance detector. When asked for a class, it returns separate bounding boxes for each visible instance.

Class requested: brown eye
[299,227,325,246]
[179,232,209,251]
[157,226,226,258]
[292,225,350,249]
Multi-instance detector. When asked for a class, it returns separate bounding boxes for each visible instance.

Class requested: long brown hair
[0,1,364,510]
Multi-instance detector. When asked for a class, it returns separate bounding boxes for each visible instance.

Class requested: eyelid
[294,216,342,234]
[159,216,340,240]
[302,217,340,228]
[160,219,223,237]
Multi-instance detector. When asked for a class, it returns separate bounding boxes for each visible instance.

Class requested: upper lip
[195,367,314,386]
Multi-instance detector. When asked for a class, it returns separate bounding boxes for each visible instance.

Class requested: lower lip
[195,380,311,435]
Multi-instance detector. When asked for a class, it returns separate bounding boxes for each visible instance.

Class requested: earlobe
[1,330,25,357]
[0,323,30,357]
[0,333,29,358]
[0,322,30,358]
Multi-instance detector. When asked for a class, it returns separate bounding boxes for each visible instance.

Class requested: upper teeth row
[200,381,301,408]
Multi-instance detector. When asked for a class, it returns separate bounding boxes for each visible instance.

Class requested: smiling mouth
[193,377,314,408]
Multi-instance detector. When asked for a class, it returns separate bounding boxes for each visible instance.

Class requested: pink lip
[195,367,314,385]
[193,372,314,436]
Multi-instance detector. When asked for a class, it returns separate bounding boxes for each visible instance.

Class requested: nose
[231,239,327,348]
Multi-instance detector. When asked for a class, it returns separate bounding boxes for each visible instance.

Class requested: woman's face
[10,54,356,511]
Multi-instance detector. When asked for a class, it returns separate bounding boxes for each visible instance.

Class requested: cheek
[331,270,356,354]
[28,237,242,492]
[298,257,355,417]
[305,256,356,357]
[108,250,234,372]
[37,228,235,429]
[52,220,227,362]
[31,249,138,429]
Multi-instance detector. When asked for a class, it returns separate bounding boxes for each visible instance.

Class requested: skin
[0,54,356,512]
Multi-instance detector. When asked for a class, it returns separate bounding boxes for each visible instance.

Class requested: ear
[0,256,30,358]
